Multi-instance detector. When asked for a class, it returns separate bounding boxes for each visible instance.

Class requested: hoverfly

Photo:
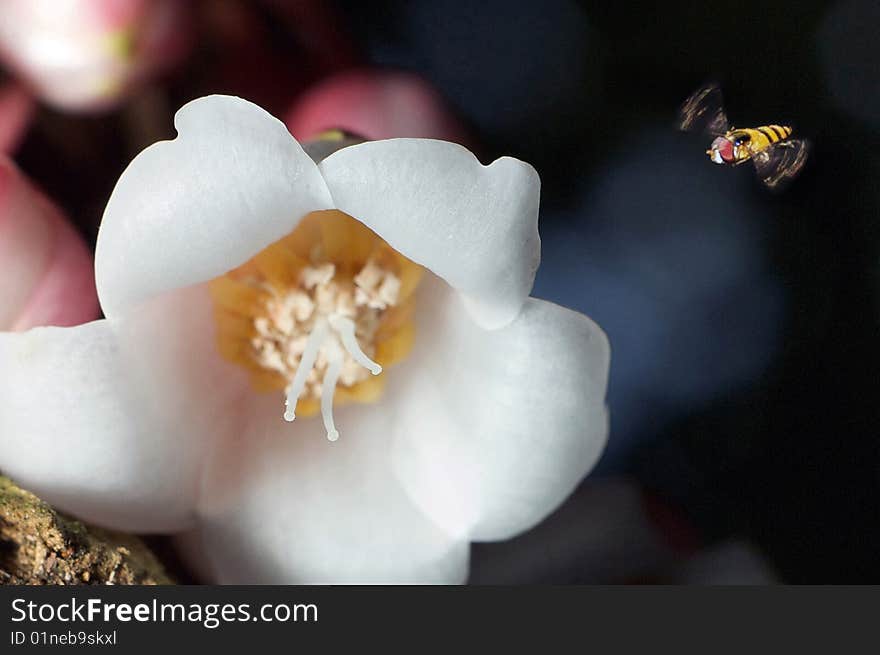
[677,83,810,190]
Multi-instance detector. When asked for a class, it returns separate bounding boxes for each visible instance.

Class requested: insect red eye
[711,137,734,161]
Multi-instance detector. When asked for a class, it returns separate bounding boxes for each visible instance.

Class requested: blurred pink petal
[0,83,35,153]
[0,0,191,112]
[0,157,98,330]
[286,70,469,143]
[86,0,148,30]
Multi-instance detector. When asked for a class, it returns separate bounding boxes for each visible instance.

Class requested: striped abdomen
[746,124,793,150]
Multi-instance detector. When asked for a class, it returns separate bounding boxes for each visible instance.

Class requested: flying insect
[678,84,810,190]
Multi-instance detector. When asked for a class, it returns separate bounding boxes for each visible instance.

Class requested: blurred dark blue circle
[532,129,786,469]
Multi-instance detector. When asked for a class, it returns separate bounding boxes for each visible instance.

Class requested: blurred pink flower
[0,0,191,112]
[286,70,469,143]
[0,157,99,330]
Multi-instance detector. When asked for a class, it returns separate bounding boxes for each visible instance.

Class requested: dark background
[13,0,880,582]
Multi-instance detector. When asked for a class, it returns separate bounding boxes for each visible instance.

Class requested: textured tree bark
[0,476,173,585]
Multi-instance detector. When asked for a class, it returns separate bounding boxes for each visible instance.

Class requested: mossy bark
[0,476,173,585]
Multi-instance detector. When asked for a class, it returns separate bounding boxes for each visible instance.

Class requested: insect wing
[751,139,810,190]
[677,83,730,135]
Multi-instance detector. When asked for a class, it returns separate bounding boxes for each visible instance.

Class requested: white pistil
[328,314,382,376]
[262,259,402,439]
[281,314,382,440]
[283,317,329,421]
[321,353,343,442]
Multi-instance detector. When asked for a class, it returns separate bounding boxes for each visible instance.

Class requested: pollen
[209,210,423,441]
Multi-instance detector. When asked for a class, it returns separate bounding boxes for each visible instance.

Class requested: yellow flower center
[210,209,423,441]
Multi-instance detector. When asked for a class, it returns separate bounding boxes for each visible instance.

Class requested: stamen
[212,210,425,444]
[283,318,329,421]
[329,314,382,375]
[321,353,343,441]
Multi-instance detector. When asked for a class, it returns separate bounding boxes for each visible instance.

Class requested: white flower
[0,96,610,583]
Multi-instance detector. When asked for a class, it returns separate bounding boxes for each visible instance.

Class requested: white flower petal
[197,395,468,584]
[319,138,540,329]
[96,95,334,318]
[390,278,610,541]
[0,285,246,532]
